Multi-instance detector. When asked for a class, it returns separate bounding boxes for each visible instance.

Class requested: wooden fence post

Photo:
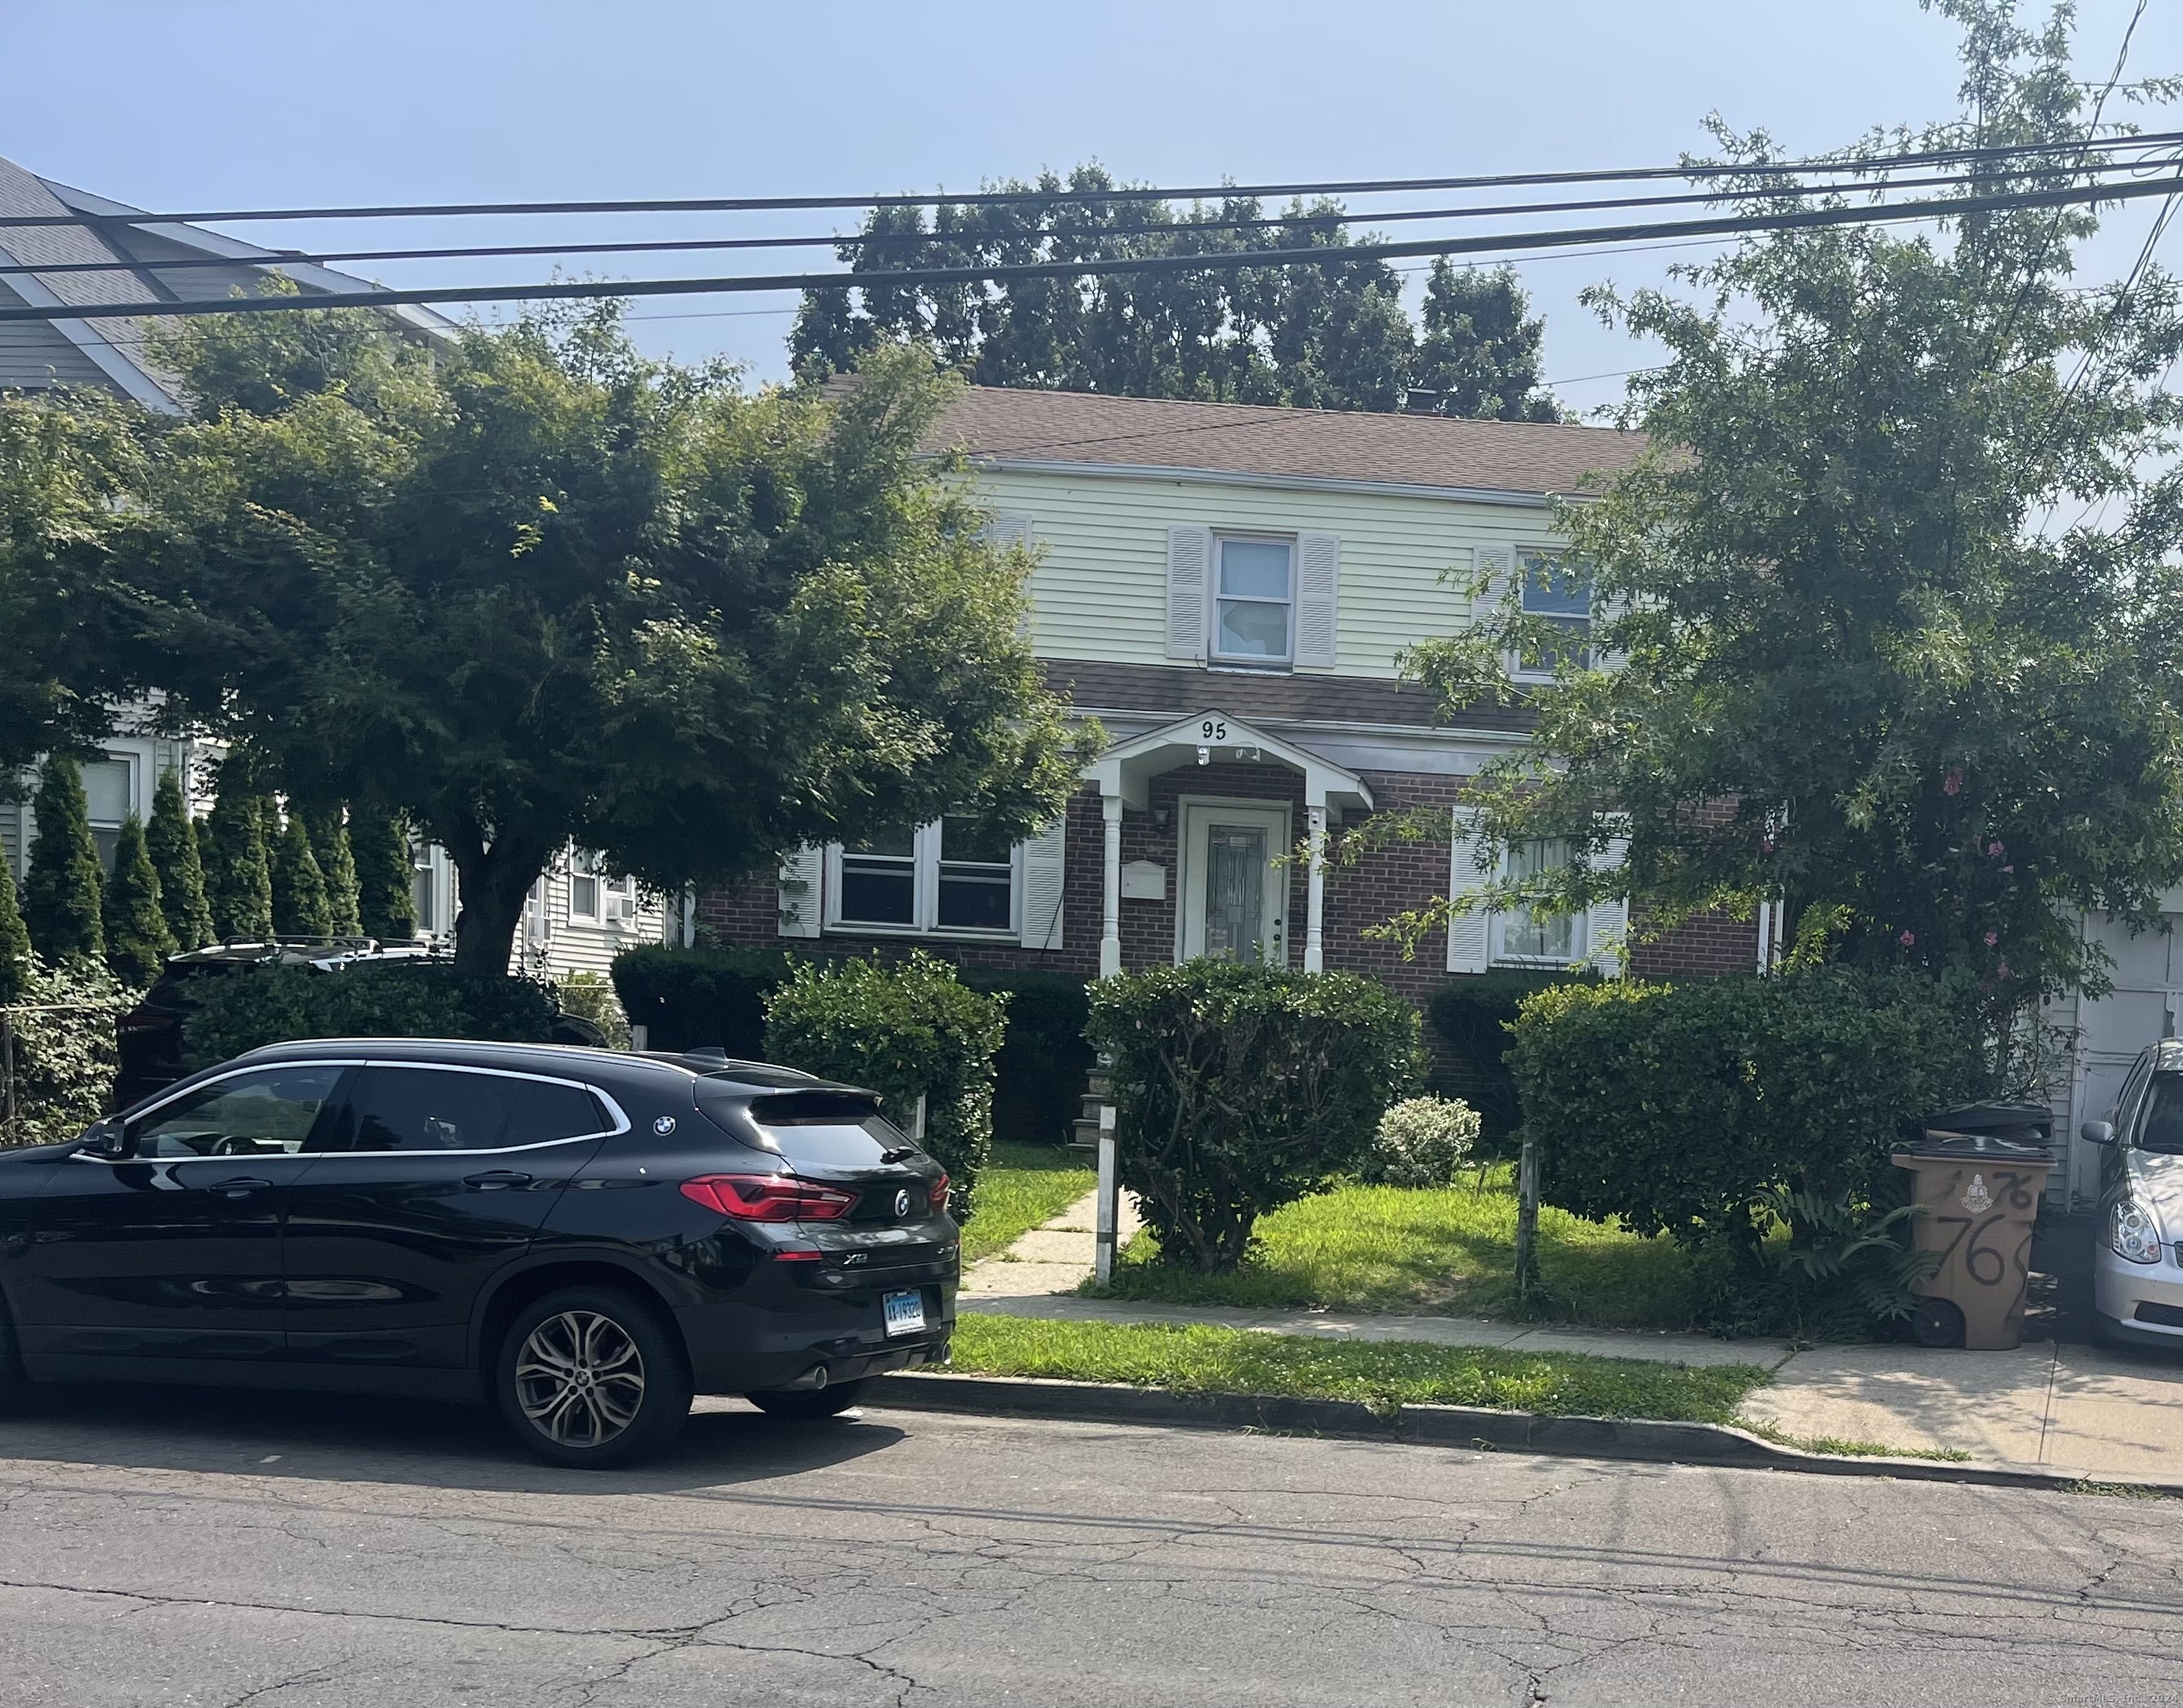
[1514,1136,1541,1302]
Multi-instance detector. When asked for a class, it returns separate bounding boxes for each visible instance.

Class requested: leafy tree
[349,809,416,942]
[0,396,158,786]
[269,811,331,937]
[104,813,175,987]
[1410,262,1562,421]
[303,805,362,936]
[790,165,1564,420]
[143,313,1082,975]
[146,767,214,950]
[201,777,273,941]
[1397,0,2183,1028]
[0,847,29,1004]
[20,757,104,963]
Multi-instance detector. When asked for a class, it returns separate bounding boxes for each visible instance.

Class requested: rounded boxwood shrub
[1362,1094,1481,1187]
[1089,962,1425,1273]
[762,951,1007,1215]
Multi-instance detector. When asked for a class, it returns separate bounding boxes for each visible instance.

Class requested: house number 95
[1199,719,1229,742]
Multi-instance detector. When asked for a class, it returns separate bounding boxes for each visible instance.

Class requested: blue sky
[11,0,2182,415]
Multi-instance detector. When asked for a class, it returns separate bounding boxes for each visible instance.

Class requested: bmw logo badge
[894,1188,912,1218]
[653,1115,677,1136]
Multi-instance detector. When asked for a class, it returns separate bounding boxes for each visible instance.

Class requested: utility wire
[7,171,2181,326]
[8,129,2182,230]
[9,152,2181,282]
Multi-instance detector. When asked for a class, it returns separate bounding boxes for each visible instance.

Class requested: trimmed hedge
[1508,967,1990,1256]
[1425,967,1596,1154]
[1,957,131,1147]
[610,942,792,1056]
[183,962,558,1065]
[1089,962,1425,1273]
[960,967,1094,1145]
[762,952,1008,1214]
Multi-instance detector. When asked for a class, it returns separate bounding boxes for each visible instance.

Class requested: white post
[1094,1103,1118,1287]
[1304,803,1328,973]
[1100,794,1123,979]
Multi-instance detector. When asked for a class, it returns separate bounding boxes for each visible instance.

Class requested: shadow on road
[0,1381,907,1495]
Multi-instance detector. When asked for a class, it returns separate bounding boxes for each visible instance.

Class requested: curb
[864,1372,2181,1494]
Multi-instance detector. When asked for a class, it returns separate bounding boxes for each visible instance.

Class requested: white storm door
[1179,802,1290,966]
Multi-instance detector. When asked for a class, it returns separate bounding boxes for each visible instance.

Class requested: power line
[9,128,2181,231]
[7,171,2181,327]
[11,151,2181,282]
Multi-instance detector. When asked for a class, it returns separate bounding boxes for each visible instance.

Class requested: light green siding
[969,467,1567,681]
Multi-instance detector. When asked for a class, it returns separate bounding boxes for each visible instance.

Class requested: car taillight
[928,1172,950,1212]
[678,1173,856,1222]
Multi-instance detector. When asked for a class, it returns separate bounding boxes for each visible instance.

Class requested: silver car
[2084,1039,2183,1346]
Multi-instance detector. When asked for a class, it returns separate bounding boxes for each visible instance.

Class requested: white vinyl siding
[973,469,1549,680]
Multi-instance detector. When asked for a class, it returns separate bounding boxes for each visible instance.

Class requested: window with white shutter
[1447,807,1492,974]
[1018,815,1068,951]
[1295,532,1340,667]
[1165,525,1212,661]
[777,846,824,938]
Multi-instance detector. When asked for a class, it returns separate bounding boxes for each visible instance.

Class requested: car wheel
[492,1287,691,1469]
[746,1378,869,1420]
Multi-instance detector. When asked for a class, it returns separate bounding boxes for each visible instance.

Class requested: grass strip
[949,1313,1770,1425]
[961,1142,1096,1264]
[1743,1424,1973,1462]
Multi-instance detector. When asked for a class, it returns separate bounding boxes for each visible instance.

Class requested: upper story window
[80,753,136,871]
[1516,551,1593,675]
[1493,839,1587,965]
[831,818,1018,938]
[1211,535,1295,666]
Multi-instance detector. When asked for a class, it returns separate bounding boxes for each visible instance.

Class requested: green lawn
[949,1313,1767,1424]
[1091,1168,1699,1329]
[961,1141,1096,1263]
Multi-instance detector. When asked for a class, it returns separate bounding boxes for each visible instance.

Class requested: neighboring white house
[0,155,669,981]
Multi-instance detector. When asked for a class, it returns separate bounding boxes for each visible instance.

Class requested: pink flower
[1943,769,1963,796]
[1985,931,1998,947]
[1988,841,2004,857]
[1899,930,1916,946]
[1997,961,2010,977]
[1761,835,1775,853]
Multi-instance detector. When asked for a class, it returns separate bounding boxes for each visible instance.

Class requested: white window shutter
[1447,805,1492,974]
[777,845,824,939]
[1475,543,1517,618]
[1166,525,1212,661]
[1295,532,1340,666]
[1018,815,1068,951]
[1585,830,1630,974]
[984,513,1033,554]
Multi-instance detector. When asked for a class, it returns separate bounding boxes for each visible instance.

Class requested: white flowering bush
[1361,1095,1480,1188]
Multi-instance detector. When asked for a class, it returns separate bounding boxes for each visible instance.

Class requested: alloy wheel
[514,1310,647,1447]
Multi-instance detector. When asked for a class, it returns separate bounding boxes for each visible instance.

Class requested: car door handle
[206,1176,274,1199]
[463,1170,534,1191]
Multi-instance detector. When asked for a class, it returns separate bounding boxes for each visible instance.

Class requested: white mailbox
[1120,860,1167,901]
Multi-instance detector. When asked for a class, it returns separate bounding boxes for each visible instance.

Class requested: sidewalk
[961,1194,2183,1479]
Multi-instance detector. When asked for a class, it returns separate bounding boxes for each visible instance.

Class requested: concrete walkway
[959,1196,2183,1478]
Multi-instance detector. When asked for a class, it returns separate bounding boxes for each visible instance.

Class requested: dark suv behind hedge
[0,1039,957,1466]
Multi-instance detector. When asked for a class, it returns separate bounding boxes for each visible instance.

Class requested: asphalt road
[0,1387,2177,1706]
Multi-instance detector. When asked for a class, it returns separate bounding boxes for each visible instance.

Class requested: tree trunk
[445,828,548,977]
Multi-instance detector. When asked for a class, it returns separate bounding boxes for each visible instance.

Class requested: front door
[282,1064,611,1371]
[1179,801,1290,965]
[14,1062,348,1368]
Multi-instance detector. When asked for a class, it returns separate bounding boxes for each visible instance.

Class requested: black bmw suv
[0,1039,957,1466]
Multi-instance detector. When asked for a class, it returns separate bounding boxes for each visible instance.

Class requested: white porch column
[1304,803,1328,973]
[1099,793,1124,978]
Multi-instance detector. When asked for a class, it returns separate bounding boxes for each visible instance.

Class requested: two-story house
[697,385,1762,1018]
[0,155,665,978]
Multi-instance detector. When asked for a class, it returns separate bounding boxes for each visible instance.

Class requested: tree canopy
[125,308,1081,972]
[1396,0,2183,1009]
[791,167,1563,420]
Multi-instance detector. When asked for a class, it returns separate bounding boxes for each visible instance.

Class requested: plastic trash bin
[1892,1103,2055,1350]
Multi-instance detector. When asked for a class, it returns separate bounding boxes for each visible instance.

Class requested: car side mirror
[76,1119,125,1159]
[2081,1119,2116,1146]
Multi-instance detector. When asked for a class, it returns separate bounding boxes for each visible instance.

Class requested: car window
[132,1066,344,1159]
[339,1068,519,1153]
[502,1078,611,1144]
[707,1088,917,1168]
[2137,1074,2183,1154]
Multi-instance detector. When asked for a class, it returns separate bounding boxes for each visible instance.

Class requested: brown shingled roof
[923,385,1646,497]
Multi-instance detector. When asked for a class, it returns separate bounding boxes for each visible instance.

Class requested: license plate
[883,1290,926,1337]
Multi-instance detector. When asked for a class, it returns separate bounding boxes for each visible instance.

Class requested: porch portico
[1083,711,1374,976]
